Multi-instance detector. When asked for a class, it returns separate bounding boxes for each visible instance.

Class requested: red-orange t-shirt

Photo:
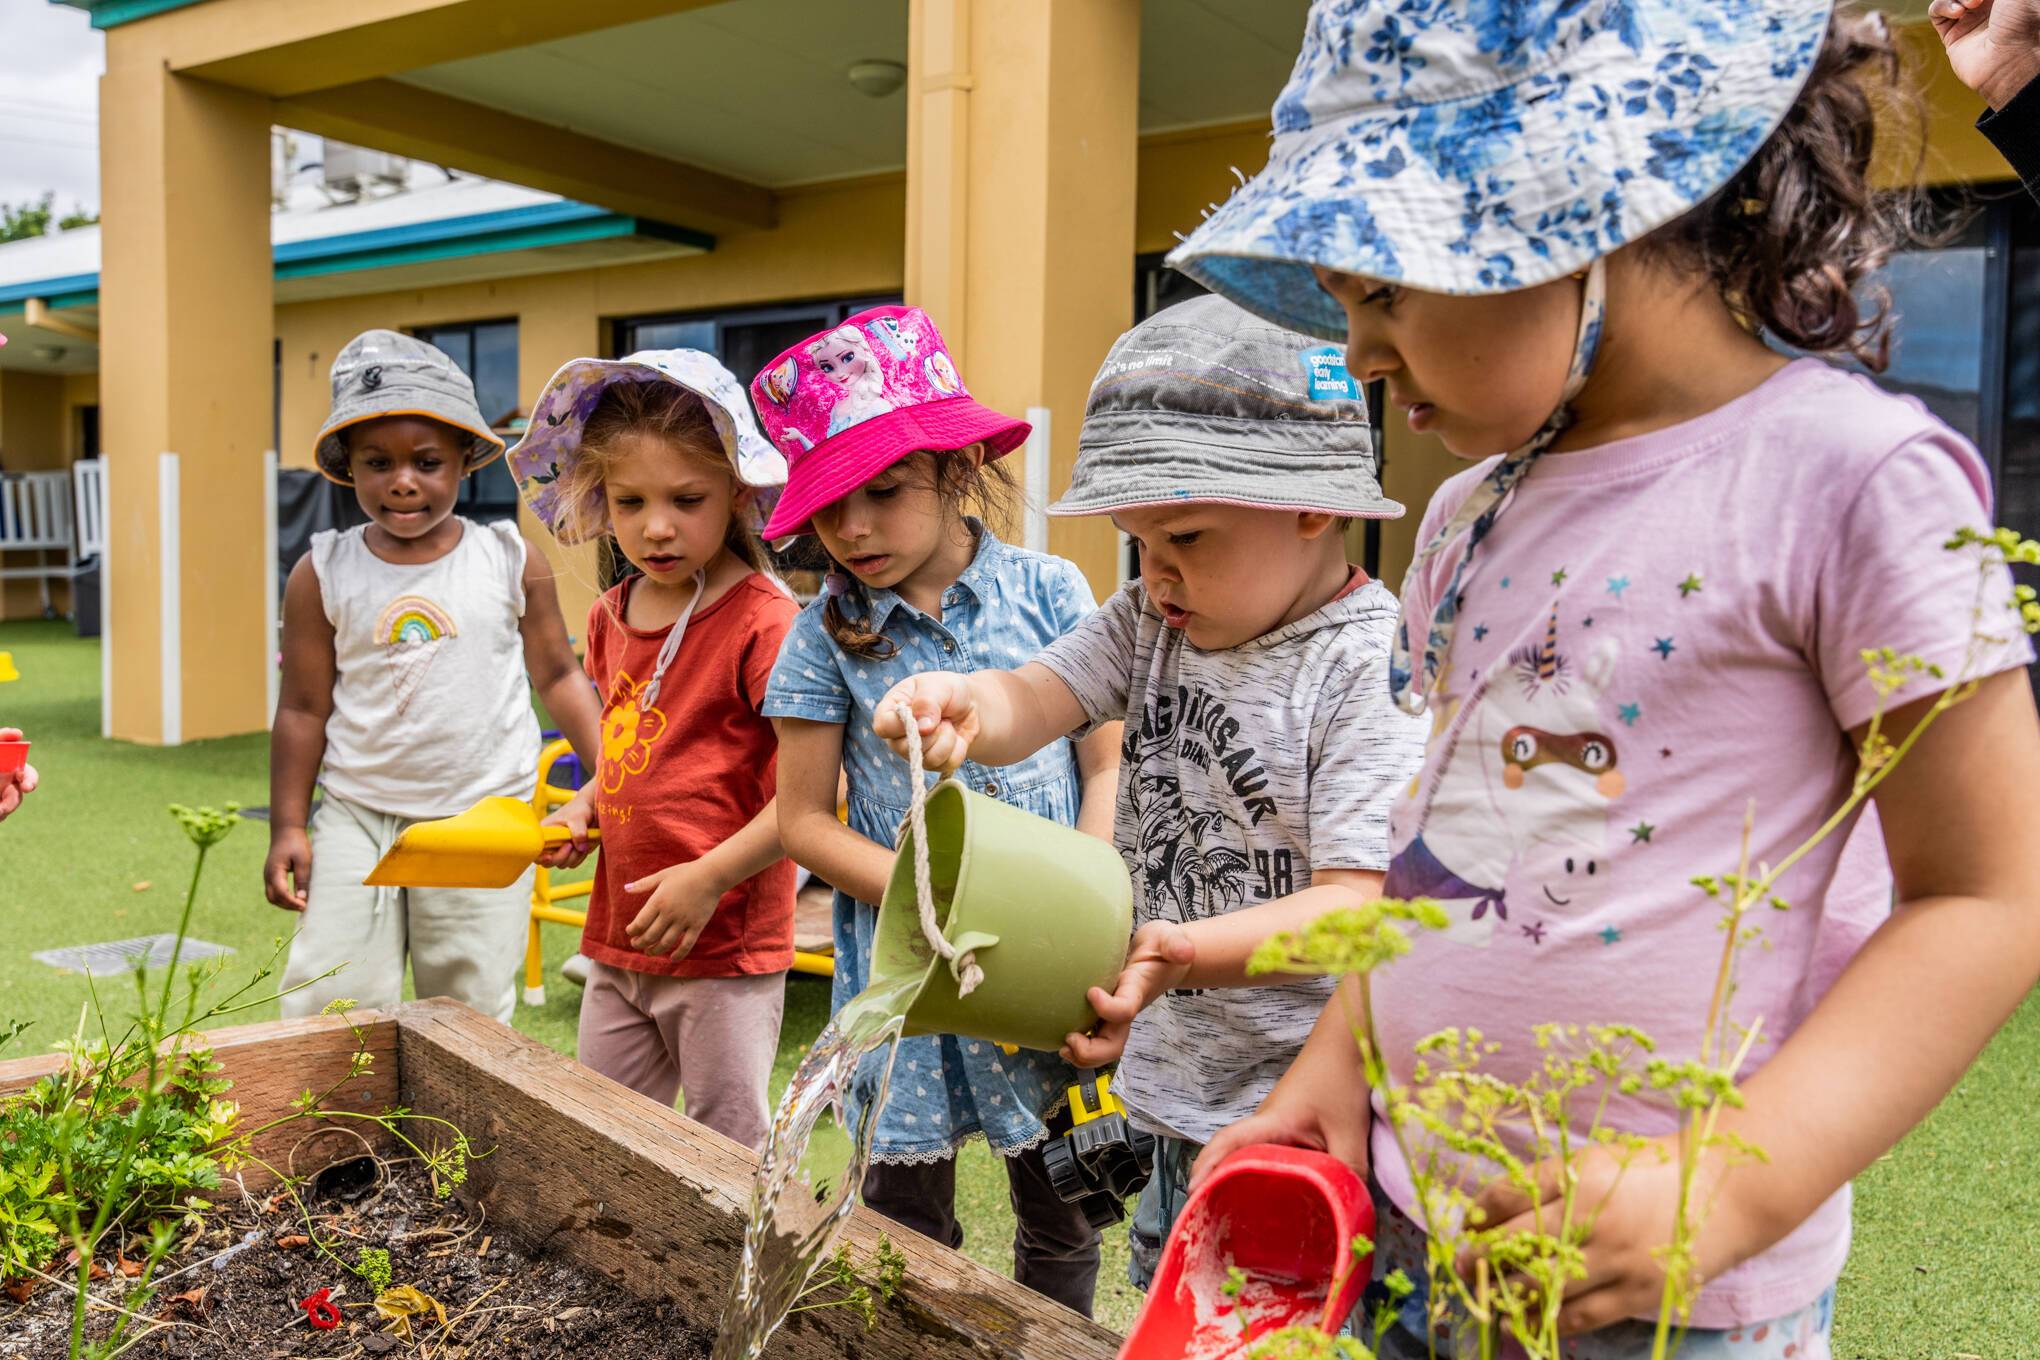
[581,572,799,977]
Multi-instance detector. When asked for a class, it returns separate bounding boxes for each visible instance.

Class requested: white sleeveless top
[310,518,541,820]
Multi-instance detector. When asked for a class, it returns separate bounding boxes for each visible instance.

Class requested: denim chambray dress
[763,525,1098,1164]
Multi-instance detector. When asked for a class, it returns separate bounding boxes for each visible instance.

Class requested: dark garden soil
[1,1157,714,1360]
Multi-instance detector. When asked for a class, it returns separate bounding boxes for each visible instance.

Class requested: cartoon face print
[868,315,917,361]
[807,324,896,437]
[923,352,962,396]
[760,357,799,407]
[808,325,879,391]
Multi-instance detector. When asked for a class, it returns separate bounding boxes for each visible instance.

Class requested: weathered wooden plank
[391,997,1123,1360]
[0,1010,399,1192]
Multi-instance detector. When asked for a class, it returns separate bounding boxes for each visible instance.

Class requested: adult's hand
[1932,0,2040,110]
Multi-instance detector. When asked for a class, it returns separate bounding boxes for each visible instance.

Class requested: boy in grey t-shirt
[874,296,1427,1286]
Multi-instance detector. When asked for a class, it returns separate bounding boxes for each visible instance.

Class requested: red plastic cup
[1119,1143,1373,1359]
[0,739,27,776]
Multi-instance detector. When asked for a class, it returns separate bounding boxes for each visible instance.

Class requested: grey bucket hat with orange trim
[314,329,505,485]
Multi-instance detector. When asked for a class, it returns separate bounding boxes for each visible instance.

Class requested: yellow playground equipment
[522,738,835,1006]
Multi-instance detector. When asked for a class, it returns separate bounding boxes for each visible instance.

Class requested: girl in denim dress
[755,306,1120,1318]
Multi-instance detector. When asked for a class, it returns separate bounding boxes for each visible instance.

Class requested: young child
[757,306,1119,1318]
[1141,3,2040,1356]
[874,294,1427,1293]
[516,351,797,1151]
[267,329,601,1023]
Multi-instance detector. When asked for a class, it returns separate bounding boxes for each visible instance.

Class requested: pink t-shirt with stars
[1373,358,2030,1327]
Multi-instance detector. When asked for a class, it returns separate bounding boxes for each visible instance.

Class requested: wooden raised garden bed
[0,997,1120,1360]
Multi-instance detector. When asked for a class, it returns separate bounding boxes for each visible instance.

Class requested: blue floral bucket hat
[510,349,787,545]
[1167,0,1835,338]
[1166,0,1834,718]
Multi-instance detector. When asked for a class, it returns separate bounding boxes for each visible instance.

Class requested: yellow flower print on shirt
[600,669,668,794]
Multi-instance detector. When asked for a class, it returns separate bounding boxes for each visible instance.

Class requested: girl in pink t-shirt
[1088,3,2040,1356]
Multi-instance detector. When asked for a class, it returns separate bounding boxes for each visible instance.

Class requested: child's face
[1114,503,1345,650]
[602,431,744,586]
[347,417,467,540]
[1315,267,1579,459]
[811,455,957,593]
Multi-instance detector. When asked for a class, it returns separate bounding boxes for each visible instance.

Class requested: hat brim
[1049,432,1402,521]
[1168,1,1832,337]
[759,397,1030,540]
[315,412,505,487]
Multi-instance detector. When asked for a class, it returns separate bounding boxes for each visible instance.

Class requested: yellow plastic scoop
[364,796,597,888]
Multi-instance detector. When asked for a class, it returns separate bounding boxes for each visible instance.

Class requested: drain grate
[33,934,236,976]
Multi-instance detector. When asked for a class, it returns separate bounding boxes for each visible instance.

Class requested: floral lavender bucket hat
[1168,0,1834,338]
[510,349,786,545]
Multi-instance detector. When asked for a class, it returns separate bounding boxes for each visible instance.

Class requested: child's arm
[264,558,336,911]
[776,717,897,907]
[1060,868,1385,1067]
[1476,669,2040,1336]
[0,726,37,823]
[1074,722,1122,841]
[624,798,788,958]
[873,662,1089,772]
[517,540,602,768]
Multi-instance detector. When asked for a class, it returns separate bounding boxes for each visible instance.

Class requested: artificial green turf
[0,617,2025,1347]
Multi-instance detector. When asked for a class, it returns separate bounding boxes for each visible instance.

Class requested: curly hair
[821,449,1016,661]
[1644,7,1941,372]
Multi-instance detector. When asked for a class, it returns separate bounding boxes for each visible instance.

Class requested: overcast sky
[0,0,105,215]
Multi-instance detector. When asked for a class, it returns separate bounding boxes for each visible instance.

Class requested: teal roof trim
[0,204,711,313]
[54,0,212,29]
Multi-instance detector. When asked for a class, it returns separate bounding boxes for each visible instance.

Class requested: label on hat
[1301,346,1357,402]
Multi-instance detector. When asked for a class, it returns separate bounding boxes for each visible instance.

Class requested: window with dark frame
[411,318,522,524]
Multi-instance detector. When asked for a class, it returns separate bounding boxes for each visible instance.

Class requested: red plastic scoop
[0,738,28,776]
[1118,1143,1373,1360]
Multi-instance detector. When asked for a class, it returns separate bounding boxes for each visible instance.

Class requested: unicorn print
[1385,604,1625,946]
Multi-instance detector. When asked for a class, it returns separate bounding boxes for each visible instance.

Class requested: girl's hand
[264,827,312,912]
[540,790,598,868]
[1931,0,2040,109]
[624,860,726,959]
[1465,1136,1756,1336]
[0,727,35,824]
[1191,1075,1373,1191]
[1060,921,1195,1068]
[873,673,980,773]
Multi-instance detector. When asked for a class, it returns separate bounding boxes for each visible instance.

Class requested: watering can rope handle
[894,700,985,998]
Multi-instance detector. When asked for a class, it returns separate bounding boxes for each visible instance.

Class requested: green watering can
[864,779,1133,1054]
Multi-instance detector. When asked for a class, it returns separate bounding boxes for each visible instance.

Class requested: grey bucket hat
[314,329,506,485]
[1050,295,1400,520]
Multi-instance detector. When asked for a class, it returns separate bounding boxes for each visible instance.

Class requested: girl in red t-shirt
[510,350,796,1150]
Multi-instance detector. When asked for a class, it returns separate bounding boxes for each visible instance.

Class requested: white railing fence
[0,469,81,615]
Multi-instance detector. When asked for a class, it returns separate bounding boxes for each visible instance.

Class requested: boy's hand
[264,827,312,912]
[1060,921,1195,1068]
[874,673,980,773]
[1463,1136,1757,1336]
[0,727,35,824]
[539,789,598,868]
[625,860,725,959]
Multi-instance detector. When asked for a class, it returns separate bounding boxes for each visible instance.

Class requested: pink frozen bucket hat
[751,306,1029,539]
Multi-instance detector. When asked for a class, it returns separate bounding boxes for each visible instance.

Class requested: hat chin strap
[1387,256,1608,716]
[640,570,706,712]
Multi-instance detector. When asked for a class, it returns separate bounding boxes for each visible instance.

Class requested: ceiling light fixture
[34,345,65,364]
[847,59,907,98]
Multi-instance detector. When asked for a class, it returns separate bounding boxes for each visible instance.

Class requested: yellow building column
[98,51,274,744]
[515,275,604,648]
[905,0,1140,593]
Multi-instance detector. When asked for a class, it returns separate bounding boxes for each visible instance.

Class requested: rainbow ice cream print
[378,595,457,717]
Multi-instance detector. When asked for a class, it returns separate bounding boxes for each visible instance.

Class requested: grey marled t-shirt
[1034,574,1427,1143]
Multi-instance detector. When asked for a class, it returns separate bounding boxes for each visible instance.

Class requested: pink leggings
[576,961,786,1151]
